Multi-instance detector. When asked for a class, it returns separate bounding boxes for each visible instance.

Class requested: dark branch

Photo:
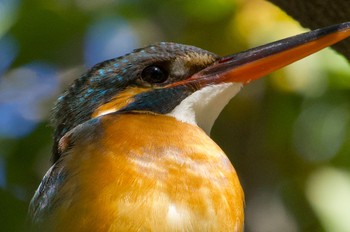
[269,0,350,60]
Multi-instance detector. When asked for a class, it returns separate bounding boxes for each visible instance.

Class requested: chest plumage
[34,114,244,231]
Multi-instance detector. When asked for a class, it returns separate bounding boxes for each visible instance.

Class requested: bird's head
[52,22,350,162]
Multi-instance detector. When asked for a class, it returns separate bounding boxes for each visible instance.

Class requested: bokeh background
[1,0,350,231]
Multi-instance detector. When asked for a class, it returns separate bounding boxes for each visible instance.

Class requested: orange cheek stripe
[92,87,149,118]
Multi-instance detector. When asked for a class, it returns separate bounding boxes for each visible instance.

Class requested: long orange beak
[191,22,350,85]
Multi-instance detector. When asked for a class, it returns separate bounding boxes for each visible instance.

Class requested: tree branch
[269,0,350,60]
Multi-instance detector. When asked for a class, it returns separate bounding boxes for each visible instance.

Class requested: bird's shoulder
[28,116,103,225]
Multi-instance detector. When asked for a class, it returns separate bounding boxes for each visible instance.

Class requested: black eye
[141,65,168,84]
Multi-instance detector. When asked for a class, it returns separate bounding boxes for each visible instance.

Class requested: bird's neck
[168,82,242,134]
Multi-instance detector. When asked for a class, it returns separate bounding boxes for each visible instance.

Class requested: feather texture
[30,113,244,231]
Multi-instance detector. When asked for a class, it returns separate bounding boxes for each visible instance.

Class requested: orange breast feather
[47,113,244,231]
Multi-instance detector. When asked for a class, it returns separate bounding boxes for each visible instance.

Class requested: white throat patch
[168,82,243,134]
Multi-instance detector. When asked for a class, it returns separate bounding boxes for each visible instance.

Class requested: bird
[29,22,350,231]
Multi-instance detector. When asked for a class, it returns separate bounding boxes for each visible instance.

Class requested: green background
[1,0,350,231]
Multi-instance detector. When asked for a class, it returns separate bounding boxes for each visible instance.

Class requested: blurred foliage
[1,0,350,231]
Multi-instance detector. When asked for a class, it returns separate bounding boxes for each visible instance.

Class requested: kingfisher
[29,22,350,231]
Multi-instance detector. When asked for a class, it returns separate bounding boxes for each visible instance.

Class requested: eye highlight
[141,65,168,84]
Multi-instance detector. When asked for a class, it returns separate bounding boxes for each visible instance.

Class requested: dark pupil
[141,66,168,83]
